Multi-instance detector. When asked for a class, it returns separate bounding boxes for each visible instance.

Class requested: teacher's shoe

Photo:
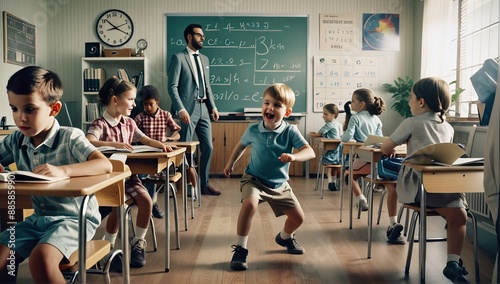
[202,184,221,195]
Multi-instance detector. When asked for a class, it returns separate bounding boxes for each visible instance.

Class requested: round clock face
[96,9,134,47]
[137,39,148,50]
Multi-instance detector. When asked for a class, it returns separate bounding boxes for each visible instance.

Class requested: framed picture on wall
[3,11,36,66]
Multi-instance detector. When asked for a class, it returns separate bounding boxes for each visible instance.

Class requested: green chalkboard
[166,14,308,113]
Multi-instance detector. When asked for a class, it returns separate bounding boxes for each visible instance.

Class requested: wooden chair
[362,176,398,223]
[60,159,128,284]
[318,163,342,199]
[403,204,480,283]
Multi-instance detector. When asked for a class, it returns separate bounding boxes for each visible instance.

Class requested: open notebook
[403,143,484,166]
[0,171,69,183]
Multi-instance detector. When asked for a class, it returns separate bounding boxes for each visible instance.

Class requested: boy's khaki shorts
[240,173,300,217]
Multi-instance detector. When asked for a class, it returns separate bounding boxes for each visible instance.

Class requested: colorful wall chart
[313,55,378,112]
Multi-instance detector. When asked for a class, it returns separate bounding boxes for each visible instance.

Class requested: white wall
[0,1,48,127]
[1,0,423,135]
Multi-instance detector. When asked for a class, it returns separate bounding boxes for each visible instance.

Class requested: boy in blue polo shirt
[224,83,315,270]
[0,66,112,283]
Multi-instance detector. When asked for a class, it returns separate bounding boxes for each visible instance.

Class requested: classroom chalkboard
[3,11,36,66]
[166,14,308,114]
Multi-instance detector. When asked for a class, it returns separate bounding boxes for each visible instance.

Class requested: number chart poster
[313,56,378,112]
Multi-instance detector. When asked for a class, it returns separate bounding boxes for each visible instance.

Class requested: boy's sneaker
[152,203,164,219]
[187,183,197,201]
[386,223,405,244]
[230,245,248,270]
[130,239,147,268]
[275,233,305,254]
[356,199,369,211]
[328,182,337,191]
[443,259,470,283]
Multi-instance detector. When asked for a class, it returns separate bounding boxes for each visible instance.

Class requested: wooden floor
[17,177,494,283]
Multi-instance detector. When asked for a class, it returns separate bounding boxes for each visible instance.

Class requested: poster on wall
[362,13,399,51]
[313,55,378,113]
[3,12,36,66]
[319,13,356,51]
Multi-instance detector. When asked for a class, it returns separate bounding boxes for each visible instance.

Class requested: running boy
[224,83,315,270]
[0,66,112,283]
[134,85,199,217]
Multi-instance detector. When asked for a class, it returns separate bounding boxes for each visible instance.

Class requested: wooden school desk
[165,140,200,214]
[403,163,484,282]
[120,147,187,272]
[0,169,132,284]
[339,141,364,226]
[355,144,406,259]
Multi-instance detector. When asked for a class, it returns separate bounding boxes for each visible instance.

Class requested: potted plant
[382,76,414,118]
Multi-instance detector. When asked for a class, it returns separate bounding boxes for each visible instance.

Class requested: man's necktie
[193,54,205,99]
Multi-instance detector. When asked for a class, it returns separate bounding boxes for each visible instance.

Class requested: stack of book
[86,102,101,122]
[83,68,106,92]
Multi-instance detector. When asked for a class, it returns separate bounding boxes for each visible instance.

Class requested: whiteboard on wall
[313,55,378,112]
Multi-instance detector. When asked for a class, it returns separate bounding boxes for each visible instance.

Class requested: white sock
[447,254,460,263]
[104,232,118,248]
[236,235,248,249]
[356,195,366,202]
[131,227,148,245]
[389,216,397,225]
[280,229,292,240]
[328,176,333,183]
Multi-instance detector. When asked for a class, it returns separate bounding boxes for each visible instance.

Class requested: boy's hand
[0,164,5,172]
[223,165,233,177]
[278,153,295,163]
[33,164,65,177]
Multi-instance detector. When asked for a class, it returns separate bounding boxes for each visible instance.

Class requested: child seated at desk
[381,77,470,282]
[0,66,112,283]
[134,85,198,218]
[309,103,343,190]
[86,77,171,271]
[341,88,385,211]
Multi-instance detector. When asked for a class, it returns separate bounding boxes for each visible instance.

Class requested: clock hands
[105,19,129,35]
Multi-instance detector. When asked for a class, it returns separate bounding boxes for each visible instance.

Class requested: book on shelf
[403,143,484,166]
[0,171,69,183]
[86,102,101,122]
[117,69,130,82]
[97,145,164,154]
[83,68,106,92]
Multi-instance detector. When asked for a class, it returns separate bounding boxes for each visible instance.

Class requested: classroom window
[421,0,498,117]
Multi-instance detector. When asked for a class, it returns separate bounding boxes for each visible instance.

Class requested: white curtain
[421,0,456,79]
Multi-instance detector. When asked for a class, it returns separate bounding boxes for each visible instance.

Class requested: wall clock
[96,9,134,47]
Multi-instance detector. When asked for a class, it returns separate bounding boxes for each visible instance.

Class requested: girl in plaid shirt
[87,77,171,270]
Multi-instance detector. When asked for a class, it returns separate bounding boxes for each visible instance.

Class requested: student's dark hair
[6,66,63,104]
[323,103,339,118]
[139,85,161,102]
[184,23,203,42]
[98,77,136,106]
[343,101,352,131]
[412,77,451,123]
[353,88,385,115]
[263,83,295,109]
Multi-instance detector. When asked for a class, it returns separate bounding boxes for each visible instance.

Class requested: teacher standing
[168,23,221,195]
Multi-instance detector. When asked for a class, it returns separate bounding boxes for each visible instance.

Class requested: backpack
[377,157,404,181]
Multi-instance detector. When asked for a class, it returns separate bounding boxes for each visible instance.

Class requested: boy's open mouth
[265,113,275,119]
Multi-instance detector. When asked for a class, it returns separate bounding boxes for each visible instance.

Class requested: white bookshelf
[81,57,149,131]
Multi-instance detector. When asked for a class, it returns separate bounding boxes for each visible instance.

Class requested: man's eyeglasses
[193,33,205,39]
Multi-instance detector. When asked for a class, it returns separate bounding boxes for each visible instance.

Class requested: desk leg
[349,147,354,229]
[418,171,426,282]
[367,158,375,259]
[183,155,188,230]
[316,144,324,193]
[78,196,90,284]
[164,164,171,272]
[339,152,345,222]
[118,203,130,284]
